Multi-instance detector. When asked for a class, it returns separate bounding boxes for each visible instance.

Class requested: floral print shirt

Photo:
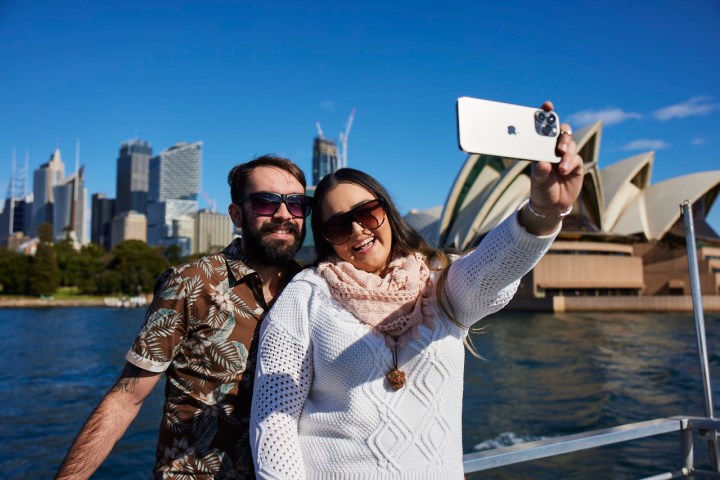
[126,239,299,479]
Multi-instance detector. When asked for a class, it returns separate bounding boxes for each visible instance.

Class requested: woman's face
[320,182,392,275]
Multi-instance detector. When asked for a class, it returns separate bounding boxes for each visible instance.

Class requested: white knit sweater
[251,212,557,479]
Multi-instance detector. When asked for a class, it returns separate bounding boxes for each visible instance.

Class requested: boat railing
[462,416,720,479]
[462,202,719,478]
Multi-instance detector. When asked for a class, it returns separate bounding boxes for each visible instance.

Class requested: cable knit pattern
[251,211,556,479]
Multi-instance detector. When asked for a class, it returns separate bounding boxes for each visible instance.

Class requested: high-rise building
[147,142,202,247]
[193,210,233,254]
[168,215,195,257]
[147,198,198,246]
[91,193,116,250]
[312,137,339,186]
[1,151,32,243]
[0,196,32,245]
[149,142,202,203]
[116,140,152,215]
[53,166,86,243]
[32,148,65,235]
[111,211,147,248]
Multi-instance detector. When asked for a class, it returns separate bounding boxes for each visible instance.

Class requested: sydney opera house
[408,121,720,312]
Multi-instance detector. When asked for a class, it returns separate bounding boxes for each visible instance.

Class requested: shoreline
[0,298,110,308]
[2,295,719,312]
[0,295,151,309]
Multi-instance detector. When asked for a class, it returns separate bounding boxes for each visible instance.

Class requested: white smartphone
[457,97,561,163]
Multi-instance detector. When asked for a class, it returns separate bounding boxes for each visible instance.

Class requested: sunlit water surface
[0,308,717,479]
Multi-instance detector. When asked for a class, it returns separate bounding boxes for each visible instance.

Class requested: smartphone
[457,97,561,163]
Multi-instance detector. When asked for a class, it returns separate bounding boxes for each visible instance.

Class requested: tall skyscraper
[53,165,86,243]
[149,142,202,203]
[115,140,152,215]
[147,141,202,247]
[32,148,65,235]
[312,137,339,186]
[91,193,116,250]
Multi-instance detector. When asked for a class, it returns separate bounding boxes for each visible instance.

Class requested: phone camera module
[535,109,559,137]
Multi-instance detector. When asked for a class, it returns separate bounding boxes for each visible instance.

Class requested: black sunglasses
[237,192,313,218]
[322,199,386,245]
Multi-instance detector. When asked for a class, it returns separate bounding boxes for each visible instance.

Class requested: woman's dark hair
[311,168,480,355]
[311,168,438,264]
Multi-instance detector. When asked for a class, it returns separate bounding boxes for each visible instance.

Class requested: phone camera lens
[536,111,546,121]
[547,113,556,124]
[542,124,553,135]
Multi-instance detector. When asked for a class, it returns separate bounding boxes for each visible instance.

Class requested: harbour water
[0,307,718,479]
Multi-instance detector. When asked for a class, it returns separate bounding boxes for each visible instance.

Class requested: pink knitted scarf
[317,253,434,346]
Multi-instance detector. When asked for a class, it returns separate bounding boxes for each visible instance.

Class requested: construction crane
[315,121,324,139]
[338,108,356,169]
[201,191,216,212]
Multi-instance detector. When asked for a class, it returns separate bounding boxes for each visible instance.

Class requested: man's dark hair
[227,155,307,204]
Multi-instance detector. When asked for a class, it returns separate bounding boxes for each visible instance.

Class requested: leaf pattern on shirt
[136,308,183,362]
[197,256,215,279]
[158,273,186,301]
[184,275,204,305]
[126,239,298,479]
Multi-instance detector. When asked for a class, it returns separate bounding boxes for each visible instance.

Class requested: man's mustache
[259,220,301,237]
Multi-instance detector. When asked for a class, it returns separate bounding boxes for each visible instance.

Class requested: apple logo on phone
[507,126,517,135]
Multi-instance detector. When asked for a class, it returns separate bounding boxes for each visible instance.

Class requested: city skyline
[1,1,719,232]
[0,137,231,255]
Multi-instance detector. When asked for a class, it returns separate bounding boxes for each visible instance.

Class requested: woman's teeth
[353,237,374,252]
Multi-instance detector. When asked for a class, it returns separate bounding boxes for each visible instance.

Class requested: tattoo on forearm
[110,363,143,395]
[111,376,140,394]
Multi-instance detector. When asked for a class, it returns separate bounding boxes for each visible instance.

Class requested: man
[56,155,311,479]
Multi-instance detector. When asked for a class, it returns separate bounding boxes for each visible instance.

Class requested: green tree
[38,222,54,243]
[0,247,31,294]
[162,244,184,265]
[73,243,107,294]
[95,269,122,295]
[28,223,60,296]
[103,240,170,294]
[29,242,60,296]
[54,239,79,287]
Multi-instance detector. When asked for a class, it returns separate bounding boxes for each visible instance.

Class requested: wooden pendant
[387,368,406,390]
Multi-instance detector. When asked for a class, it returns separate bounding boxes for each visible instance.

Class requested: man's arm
[55,362,163,480]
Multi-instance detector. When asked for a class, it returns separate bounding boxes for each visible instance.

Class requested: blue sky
[1,0,719,231]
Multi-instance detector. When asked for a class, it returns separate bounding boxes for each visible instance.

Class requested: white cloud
[320,100,336,112]
[652,96,716,121]
[691,138,706,146]
[620,139,671,151]
[567,108,642,127]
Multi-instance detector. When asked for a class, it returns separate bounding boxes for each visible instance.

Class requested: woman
[251,104,583,479]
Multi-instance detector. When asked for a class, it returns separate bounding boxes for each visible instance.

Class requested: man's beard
[242,218,305,266]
